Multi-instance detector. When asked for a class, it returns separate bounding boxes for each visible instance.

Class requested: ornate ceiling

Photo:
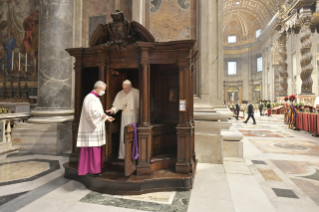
[223,0,282,45]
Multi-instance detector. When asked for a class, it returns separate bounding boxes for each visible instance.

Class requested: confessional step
[105,153,177,173]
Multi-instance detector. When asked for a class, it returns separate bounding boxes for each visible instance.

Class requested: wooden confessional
[64,10,198,195]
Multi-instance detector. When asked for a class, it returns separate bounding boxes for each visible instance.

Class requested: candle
[12,51,14,70]
[25,53,27,72]
[18,52,20,71]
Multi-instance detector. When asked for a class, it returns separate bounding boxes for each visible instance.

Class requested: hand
[107,117,115,122]
[101,113,107,120]
[105,109,114,114]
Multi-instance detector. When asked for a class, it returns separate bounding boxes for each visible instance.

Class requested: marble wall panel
[89,15,107,41]
[82,0,115,47]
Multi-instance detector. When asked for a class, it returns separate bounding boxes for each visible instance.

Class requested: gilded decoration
[223,0,278,46]
[0,0,39,99]
[150,0,191,41]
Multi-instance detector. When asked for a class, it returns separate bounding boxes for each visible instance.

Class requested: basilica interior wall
[81,0,196,47]
[223,48,263,103]
[224,23,319,104]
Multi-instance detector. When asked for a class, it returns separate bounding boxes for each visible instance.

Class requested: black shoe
[88,173,102,178]
[243,122,247,124]
[253,123,256,125]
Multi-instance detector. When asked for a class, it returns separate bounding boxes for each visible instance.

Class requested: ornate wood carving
[300,7,313,94]
[89,10,155,49]
[277,31,288,96]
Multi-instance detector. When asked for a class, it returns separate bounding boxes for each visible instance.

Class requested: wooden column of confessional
[176,46,195,174]
[136,43,153,175]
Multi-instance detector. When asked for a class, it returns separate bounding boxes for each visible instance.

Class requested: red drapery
[296,112,318,133]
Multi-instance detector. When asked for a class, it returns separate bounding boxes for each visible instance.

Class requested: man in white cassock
[77,81,115,177]
[106,80,139,159]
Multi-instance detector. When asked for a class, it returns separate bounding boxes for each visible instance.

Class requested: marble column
[195,0,224,108]
[194,0,240,164]
[299,7,314,94]
[277,31,288,96]
[20,0,75,155]
[35,0,74,111]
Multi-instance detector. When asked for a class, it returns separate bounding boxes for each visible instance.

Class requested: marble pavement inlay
[251,160,267,165]
[0,191,28,206]
[272,160,319,205]
[0,159,60,186]
[80,191,190,211]
[272,188,299,199]
[249,139,319,156]
[239,130,283,137]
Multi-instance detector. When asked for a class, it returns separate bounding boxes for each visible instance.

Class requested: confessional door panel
[124,125,137,176]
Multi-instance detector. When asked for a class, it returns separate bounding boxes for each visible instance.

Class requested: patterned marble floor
[0,114,319,211]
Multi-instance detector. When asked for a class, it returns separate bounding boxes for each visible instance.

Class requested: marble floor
[1,114,319,212]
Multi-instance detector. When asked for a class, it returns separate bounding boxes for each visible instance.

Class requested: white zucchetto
[123,80,132,85]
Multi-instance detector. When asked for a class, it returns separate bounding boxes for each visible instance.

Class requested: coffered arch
[223,0,281,45]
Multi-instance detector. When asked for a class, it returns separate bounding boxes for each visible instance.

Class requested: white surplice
[111,88,139,159]
[77,93,108,147]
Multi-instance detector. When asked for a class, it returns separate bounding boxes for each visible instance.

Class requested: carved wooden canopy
[89,10,155,49]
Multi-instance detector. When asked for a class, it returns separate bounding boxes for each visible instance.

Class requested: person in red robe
[77,81,115,177]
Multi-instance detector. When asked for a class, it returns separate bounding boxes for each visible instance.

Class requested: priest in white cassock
[106,80,139,159]
[77,81,115,177]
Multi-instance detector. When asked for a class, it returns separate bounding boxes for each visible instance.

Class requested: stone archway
[252,84,261,103]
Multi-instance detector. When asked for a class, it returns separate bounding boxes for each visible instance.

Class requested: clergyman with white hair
[106,79,139,159]
[77,81,115,177]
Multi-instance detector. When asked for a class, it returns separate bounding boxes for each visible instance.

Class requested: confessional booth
[64,11,198,195]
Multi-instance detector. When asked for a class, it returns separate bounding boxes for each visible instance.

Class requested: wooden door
[124,125,137,176]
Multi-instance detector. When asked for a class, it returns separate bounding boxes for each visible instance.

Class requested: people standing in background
[259,101,263,116]
[284,96,289,124]
[287,95,297,129]
[267,101,271,117]
[235,101,240,120]
[244,101,256,125]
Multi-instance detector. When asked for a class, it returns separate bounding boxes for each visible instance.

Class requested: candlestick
[18,52,20,71]
[25,53,27,72]
[12,51,14,70]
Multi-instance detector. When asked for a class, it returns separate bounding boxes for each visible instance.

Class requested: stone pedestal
[221,131,244,158]
[25,0,75,155]
[194,0,241,164]
[12,122,72,155]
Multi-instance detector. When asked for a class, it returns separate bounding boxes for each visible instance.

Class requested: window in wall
[257,57,262,72]
[228,36,236,43]
[228,61,237,75]
[256,29,261,38]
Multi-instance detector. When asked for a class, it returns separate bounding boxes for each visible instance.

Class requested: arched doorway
[227,86,239,103]
[253,84,261,103]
